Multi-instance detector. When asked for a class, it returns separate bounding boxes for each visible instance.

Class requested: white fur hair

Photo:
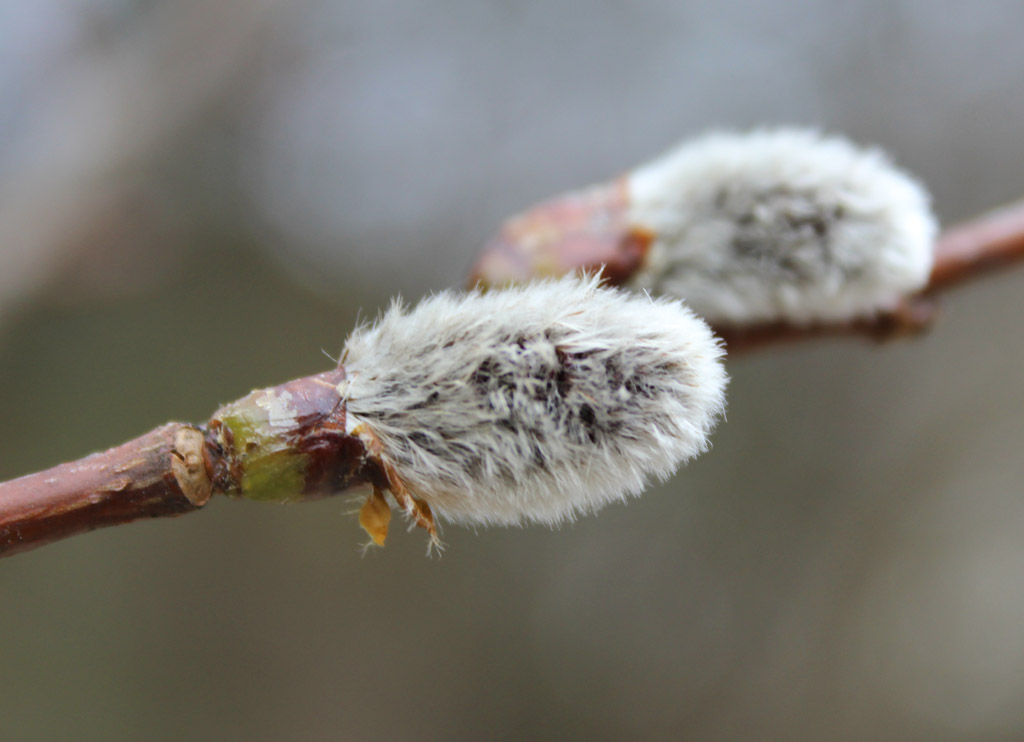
[627,128,938,325]
[342,275,727,527]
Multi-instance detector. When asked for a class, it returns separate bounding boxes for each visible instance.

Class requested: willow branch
[0,369,383,558]
[926,198,1024,293]
[2,198,1023,557]
[0,424,210,557]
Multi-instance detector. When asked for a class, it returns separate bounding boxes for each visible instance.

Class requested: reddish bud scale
[469,178,652,288]
[204,368,387,504]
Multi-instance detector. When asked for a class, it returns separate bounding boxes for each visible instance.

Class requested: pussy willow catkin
[627,129,937,324]
[341,275,727,532]
[472,128,938,326]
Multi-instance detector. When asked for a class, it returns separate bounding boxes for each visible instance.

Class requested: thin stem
[927,198,1024,293]
[0,423,210,557]
[714,297,939,353]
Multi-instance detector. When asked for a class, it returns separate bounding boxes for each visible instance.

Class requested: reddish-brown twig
[0,424,210,557]
[927,198,1024,293]
[0,369,387,558]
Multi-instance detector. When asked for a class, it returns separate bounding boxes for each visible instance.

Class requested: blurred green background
[2,2,1024,740]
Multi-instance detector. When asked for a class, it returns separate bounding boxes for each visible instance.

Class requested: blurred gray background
[2,1,1023,740]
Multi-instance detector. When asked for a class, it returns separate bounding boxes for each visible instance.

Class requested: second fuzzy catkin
[627,129,938,324]
[470,128,938,327]
[341,276,727,528]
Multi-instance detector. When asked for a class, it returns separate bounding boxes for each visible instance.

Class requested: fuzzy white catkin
[341,276,727,527]
[627,128,938,324]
